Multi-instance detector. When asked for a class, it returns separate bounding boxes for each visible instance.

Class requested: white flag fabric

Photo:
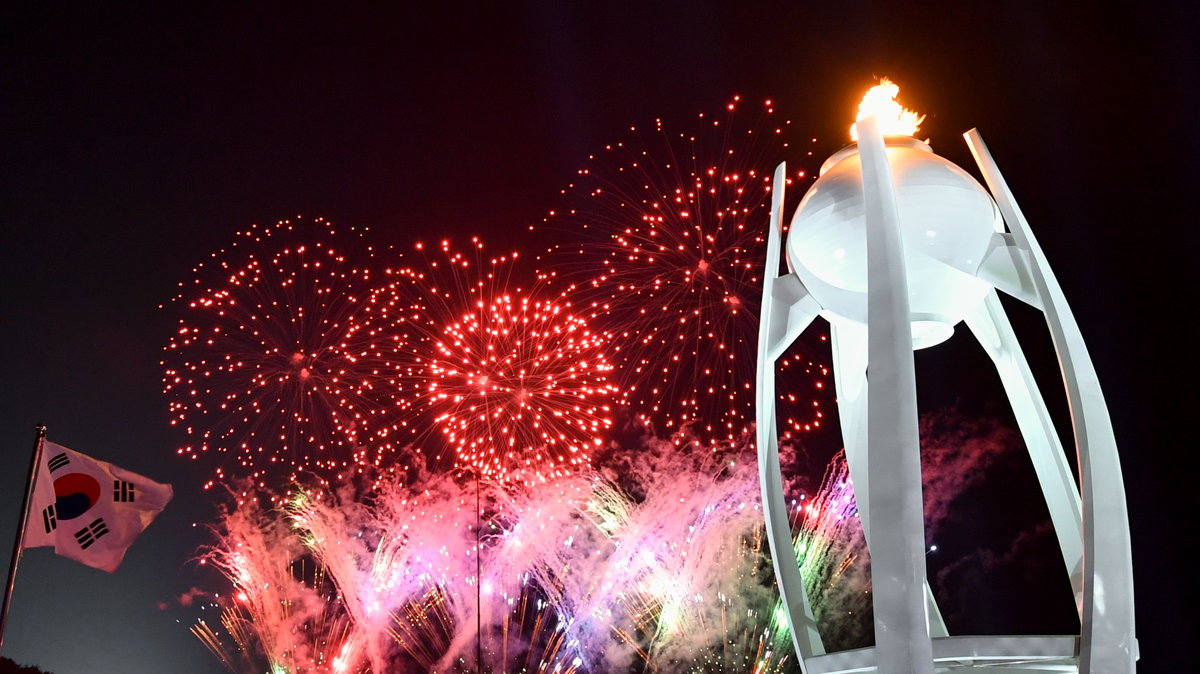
[23,441,173,572]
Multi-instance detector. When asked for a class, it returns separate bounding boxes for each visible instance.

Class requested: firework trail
[193,434,826,673]
[345,239,618,484]
[574,439,795,672]
[162,217,392,490]
[791,450,873,652]
[292,466,481,672]
[291,463,591,672]
[535,97,830,447]
[187,412,1033,671]
[194,492,367,673]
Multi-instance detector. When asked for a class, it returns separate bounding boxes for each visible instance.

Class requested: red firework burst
[346,239,617,483]
[162,217,391,488]
[536,97,829,445]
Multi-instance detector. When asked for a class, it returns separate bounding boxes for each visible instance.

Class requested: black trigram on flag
[48,452,70,472]
[113,480,136,502]
[42,504,57,533]
[74,518,109,550]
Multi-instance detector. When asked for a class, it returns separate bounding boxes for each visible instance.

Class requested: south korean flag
[24,441,173,572]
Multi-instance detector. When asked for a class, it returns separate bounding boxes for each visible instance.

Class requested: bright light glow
[849,77,924,141]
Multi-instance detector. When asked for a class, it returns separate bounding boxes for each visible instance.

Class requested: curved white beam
[757,161,824,664]
[964,290,1085,607]
[857,115,934,673]
[965,130,1136,672]
[762,415,824,660]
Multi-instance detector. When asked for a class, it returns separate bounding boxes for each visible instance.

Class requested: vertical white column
[857,116,934,673]
[830,321,949,640]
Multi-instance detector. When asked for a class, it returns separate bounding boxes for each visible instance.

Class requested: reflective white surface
[755,123,1136,672]
[787,137,998,348]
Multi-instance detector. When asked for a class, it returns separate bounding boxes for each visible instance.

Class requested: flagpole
[0,424,47,654]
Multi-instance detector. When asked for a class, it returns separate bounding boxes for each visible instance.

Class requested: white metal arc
[964,130,1136,672]
[857,115,934,673]
[964,290,1085,607]
[756,161,823,664]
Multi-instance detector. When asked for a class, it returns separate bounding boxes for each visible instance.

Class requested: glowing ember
[161,216,386,490]
[196,439,809,673]
[424,293,614,481]
[849,77,924,141]
[536,97,829,446]
[348,239,617,484]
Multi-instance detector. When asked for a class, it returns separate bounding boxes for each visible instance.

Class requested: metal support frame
[755,121,1136,672]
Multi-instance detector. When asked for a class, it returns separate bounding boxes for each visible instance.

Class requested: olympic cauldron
[755,80,1136,673]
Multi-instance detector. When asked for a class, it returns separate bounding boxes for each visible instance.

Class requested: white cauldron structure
[756,88,1136,673]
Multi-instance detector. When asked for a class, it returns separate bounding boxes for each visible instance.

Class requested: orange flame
[849,78,924,141]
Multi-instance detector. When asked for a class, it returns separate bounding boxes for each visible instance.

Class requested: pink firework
[162,217,390,489]
[346,239,618,483]
[536,97,829,445]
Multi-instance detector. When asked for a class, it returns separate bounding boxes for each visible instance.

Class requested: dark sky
[2,3,1196,672]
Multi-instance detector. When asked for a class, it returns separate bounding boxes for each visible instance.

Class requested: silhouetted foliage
[0,657,51,674]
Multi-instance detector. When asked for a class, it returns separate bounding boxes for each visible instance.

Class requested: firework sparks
[792,450,873,651]
[536,97,829,446]
[347,239,618,484]
[165,94,1053,674]
[185,411,1033,671]
[196,492,367,673]
[162,217,392,489]
[193,435,813,673]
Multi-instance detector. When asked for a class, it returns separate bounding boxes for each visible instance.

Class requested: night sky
[2,3,1196,672]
